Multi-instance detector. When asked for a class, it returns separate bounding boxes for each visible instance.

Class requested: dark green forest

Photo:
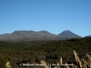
[0,38,91,68]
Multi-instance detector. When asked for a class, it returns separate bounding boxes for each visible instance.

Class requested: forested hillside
[0,38,91,68]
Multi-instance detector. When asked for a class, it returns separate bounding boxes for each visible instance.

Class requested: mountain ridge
[0,30,82,41]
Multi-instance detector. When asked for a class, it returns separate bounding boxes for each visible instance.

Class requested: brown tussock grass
[87,61,91,68]
[5,61,11,68]
[60,57,62,64]
[86,54,91,61]
[72,64,78,68]
[82,64,87,68]
[65,63,70,68]
[81,58,87,65]
[40,60,50,68]
[73,50,82,68]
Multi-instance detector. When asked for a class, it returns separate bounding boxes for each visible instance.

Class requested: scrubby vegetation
[41,50,91,68]
[0,38,91,68]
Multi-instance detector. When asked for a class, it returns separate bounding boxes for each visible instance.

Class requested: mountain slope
[0,30,59,41]
[0,30,81,41]
[58,30,81,38]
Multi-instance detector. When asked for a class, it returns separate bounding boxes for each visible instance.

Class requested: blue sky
[0,0,91,37]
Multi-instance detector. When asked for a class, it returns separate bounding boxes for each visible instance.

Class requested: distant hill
[0,30,59,41]
[0,30,81,41]
[85,35,91,38]
[58,30,81,38]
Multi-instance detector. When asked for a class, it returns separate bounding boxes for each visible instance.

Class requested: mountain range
[0,30,81,41]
